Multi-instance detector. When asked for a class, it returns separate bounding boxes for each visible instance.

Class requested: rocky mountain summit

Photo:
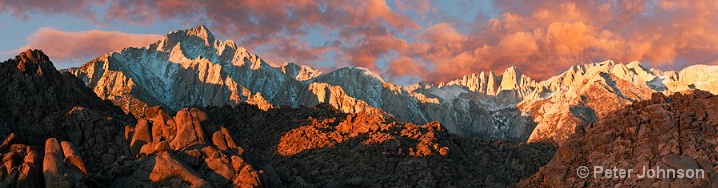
[521,90,718,187]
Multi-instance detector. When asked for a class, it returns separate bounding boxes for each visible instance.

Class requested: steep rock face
[521,91,718,187]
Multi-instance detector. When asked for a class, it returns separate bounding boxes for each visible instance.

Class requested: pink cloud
[390,0,718,83]
[13,28,162,65]
[6,0,718,84]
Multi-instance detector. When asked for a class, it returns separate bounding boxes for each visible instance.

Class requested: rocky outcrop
[115,107,261,187]
[521,90,718,187]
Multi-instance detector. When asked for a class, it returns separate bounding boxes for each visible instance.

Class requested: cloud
[5,0,718,84]
[12,27,162,65]
[395,0,718,83]
[0,0,105,22]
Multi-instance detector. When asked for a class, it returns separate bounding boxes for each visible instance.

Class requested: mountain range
[69,25,718,144]
[2,25,718,187]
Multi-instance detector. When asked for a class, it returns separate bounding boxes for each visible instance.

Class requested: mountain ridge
[68,25,718,143]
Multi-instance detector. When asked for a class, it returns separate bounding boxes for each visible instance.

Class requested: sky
[1,0,717,85]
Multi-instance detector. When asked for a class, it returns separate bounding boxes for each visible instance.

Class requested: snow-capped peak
[354,67,386,83]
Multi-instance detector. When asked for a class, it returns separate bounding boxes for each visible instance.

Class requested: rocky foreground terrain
[521,90,718,187]
[0,50,557,187]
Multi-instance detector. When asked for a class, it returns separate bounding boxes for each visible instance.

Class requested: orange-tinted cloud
[13,28,162,65]
[396,0,718,83]
[5,0,718,84]
[388,57,422,77]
